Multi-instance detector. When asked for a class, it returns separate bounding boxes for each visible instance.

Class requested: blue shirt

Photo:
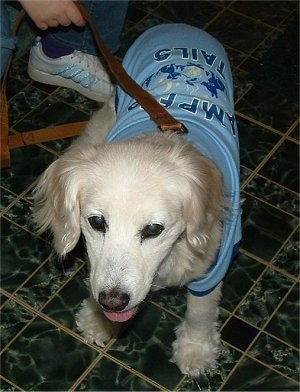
[106,24,241,296]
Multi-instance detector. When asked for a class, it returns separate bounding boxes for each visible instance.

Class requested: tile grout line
[102,351,170,391]
[174,374,189,391]
[261,279,298,334]
[235,110,290,137]
[0,286,106,356]
[218,262,299,388]
[219,253,299,352]
[7,83,52,132]
[234,82,253,105]
[218,338,299,391]
[269,224,300,268]
[2,224,294,386]
[0,255,87,329]
[213,255,272,389]
[0,293,41,356]
[218,301,299,390]
[2,285,178,391]
[238,107,298,229]
[6,213,296,390]
[232,25,279,72]
[245,352,300,385]
[73,331,176,392]
[1,215,87,296]
[202,3,229,30]
[252,276,298,342]
[241,168,300,201]
[74,245,298,390]
[241,132,292,191]
[0,180,38,217]
[227,1,297,32]
[0,375,23,391]
[149,298,184,321]
[0,255,52,310]
[68,353,105,391]
[1,1,298,392]
[2,293,169,392]
[241,232,299,283]
[257,322,300,356]
[231,5,298,73]
[242,189,299,221]
[220,264,268,332]
[7,83,90,145]
[240,280,300,383]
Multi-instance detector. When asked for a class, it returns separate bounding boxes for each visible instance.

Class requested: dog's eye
[141,223,164,240]
[88,215,107,233]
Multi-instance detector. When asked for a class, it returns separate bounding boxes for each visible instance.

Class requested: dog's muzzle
[98,289,138,322]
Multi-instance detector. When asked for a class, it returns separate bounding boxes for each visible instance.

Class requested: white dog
[33,24,241,377]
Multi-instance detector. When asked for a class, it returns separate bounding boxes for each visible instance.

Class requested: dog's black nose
[98,290,130,311]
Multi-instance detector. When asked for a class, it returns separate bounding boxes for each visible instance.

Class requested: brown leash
[1,10,87,168]
[76,3,187,133]
[1,4,187,168]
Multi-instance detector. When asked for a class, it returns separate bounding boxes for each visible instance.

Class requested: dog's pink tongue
[103,307,137,323]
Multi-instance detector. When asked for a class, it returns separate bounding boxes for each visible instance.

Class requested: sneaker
[28,37,113,102]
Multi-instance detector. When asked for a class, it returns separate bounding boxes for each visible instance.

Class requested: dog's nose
[98,290,130,311]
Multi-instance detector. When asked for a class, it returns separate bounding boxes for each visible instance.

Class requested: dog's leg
[76,297,120,347]
[72,92,116,149]
[171,284,221,377]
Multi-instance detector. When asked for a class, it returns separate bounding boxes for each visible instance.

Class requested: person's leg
[28,0,128,101]
[1,1,18,77]
[51,0,129,54]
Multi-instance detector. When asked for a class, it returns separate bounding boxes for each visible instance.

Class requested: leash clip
[159,123,189,134]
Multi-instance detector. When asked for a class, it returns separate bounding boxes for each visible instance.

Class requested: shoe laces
[70,51,109,84]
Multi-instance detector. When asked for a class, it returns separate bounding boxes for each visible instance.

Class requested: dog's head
[33,133,224,322]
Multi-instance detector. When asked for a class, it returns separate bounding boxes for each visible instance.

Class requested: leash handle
[77,3,187,133]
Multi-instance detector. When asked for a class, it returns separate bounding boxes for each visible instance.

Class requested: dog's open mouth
[103,306,138,323]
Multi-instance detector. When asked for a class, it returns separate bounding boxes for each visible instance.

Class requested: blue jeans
[1,1,18,77]
[47,1,128,55]
[1,0,128,77]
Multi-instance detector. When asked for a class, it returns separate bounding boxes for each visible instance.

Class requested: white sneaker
[28,37,113,102]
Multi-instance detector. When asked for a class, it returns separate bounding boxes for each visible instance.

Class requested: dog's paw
[75,298,117,347]
[171,324,220,377]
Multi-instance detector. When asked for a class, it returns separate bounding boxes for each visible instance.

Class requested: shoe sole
[28,60,112,102]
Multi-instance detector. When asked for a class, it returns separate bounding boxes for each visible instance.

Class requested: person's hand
[19,0,86,30]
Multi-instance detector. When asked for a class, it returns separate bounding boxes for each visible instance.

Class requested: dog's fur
[33,96,226,377]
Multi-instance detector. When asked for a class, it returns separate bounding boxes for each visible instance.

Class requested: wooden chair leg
[1,136,11,169]
[1,59,12,169]
[1,9,87,169]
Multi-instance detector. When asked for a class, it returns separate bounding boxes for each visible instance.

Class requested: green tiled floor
[1,1,299,390]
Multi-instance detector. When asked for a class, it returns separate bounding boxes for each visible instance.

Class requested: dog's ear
[174,141,225,252]
[32,97,116,257]
[33,155,83,256]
